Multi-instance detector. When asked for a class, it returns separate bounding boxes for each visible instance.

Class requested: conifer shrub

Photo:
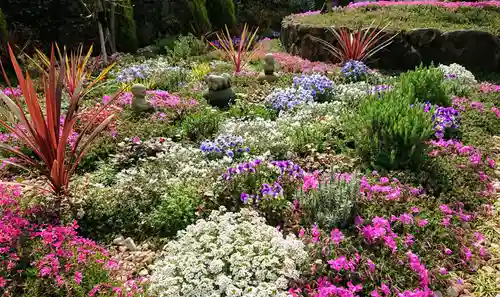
[348,91,434,171]
[115,0,139,53]
[399,65,451,106]
[206,0,236,30]
[187,0,212,35]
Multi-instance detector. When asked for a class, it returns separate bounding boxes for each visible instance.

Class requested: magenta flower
[330,228,344,245]
[74,271,83,284]
[311,224,320,243]
[439,267,448,275]
[367,259,376,272]
[131,136,141,144]
[462,247,472,261]
[417,219,429,227]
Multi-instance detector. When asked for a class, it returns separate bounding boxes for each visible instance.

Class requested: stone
[131,84,154,116]
[113,235,125,245]
[258,53,279,83]
[202,74,236,109]
[121,237,139,251]
[483,266,495,273]
[118,246,127,253]
[447,287,459,297]
[138,269,149,277]
[280,18,500,71]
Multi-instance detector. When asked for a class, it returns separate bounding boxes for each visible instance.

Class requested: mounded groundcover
[281,3,500,71]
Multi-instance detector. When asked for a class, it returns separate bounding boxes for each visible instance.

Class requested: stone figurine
[202,74,236,109]
[131,84,154,116]
[258,53,279,83]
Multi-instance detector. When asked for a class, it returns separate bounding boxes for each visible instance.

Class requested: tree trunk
[109,2,117,53]
[96,0,108,63]
[98,21,108,64]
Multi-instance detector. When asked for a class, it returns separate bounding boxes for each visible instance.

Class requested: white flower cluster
[115,140,233,188]
[277,101,343,124]
[438,63,477,85]
[334,81,371,103]
[150,207,307,297]
[218,118,292,157]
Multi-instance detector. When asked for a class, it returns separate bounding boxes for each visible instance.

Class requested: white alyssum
[438,63,477,85]
[334,81,371,103]
[150,207,307,297]
[218,117,292,157]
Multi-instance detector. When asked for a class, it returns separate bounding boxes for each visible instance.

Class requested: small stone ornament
[258,53,279,83]
[202,73,236,109]
[131,83,154,116]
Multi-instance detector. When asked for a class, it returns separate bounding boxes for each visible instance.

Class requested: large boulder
[281,17,500,71]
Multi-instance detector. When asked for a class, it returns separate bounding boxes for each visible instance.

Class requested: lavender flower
[292,74,334,99]
[269,160,305,179]
[369,85,393,96]
[115,65,153,83]
[424,104,460,139]
[265,87,314,111]
[341,60,370,82]
[200,135,250,159]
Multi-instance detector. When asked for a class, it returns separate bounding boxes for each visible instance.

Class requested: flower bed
[281,3,500,71]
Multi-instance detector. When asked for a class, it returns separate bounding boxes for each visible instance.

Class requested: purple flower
[341,60,370,82]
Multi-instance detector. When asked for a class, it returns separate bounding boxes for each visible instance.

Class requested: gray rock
[280,18,500,71]
[113,235,125,245]
[447,286,459,297]
[121,237,139,251]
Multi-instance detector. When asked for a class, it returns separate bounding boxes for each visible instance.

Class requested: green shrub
[114,0,139,53]
[295,172,360,229]
[348,91,434,171]
[459,105,500,153]
[187,0,212,35]
[166,33,207,60]
[179,107,224,141]
[399,65,450,106]
[206,0,236,30]
[79,178,201,240]
[146,183,201,237]
[227,99,277,120]
[115,110,177,139]
[149,67,189,91]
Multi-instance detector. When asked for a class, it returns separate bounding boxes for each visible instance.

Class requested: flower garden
[0,1,500,297]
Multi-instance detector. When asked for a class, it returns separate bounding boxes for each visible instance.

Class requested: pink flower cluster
[301,171,353,192]
[289,277,363,297]
[0,86,22,97]
[406,251,430,288]
[479,82,500,94]
[428,139,495,196]
[453,96,500,118]
[348,1,500,9]
[0,185,146,296]
[273,52,336,73]
[360,175,423,201]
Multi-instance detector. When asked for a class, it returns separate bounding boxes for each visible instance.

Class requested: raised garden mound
[281,5,500,71]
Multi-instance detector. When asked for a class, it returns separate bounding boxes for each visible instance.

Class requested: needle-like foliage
[0,44,121,201]
[209,24,263,73]
[312,22,396,63]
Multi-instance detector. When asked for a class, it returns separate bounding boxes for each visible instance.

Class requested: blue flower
[292,74,334,99]
[341,60,370,83]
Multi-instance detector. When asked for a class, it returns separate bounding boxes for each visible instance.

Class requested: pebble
[138,269,149,277]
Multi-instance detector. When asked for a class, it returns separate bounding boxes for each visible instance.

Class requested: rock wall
[281,18,500,71]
